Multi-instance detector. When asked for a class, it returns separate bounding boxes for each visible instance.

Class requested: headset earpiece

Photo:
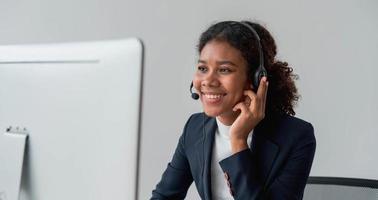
[253,66,268,90]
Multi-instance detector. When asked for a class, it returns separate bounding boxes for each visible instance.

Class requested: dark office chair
[304,176,378,200]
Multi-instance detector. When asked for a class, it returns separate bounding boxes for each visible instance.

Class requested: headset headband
[238,21,264,70]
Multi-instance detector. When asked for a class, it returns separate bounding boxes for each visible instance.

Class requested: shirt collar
[215,117,254,140]
[215,117,231,139]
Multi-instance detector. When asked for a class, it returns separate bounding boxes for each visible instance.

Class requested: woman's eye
[219,68,231,73]
[197,66,207,72]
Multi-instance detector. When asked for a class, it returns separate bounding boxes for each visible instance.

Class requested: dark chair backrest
[304,176,378,200]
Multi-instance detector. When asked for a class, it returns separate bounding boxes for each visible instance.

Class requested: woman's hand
[229,77,269,153]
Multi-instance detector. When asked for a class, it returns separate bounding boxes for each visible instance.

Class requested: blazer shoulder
[279,114,316,143]
[181,112,208,146]
[185,112,204,130]
[187,112,203,122]
[282,114,313,129]
[258,114,315,147]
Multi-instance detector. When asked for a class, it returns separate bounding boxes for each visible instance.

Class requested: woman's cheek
[232,91,245,105]
[192,75,201,91]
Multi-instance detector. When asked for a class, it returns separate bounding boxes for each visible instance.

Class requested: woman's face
[193,40,251,120]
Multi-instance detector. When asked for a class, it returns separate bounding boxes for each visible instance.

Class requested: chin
[203,110,218,117]
[203,107,230,117]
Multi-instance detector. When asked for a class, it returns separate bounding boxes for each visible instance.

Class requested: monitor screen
[0,38,143,200]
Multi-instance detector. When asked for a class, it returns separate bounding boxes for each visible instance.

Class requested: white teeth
[204,94,222,99]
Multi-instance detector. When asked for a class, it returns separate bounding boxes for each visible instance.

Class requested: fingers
[257,77,268,98]
[238,77,268,116]
[243,90,257,106]
[257,77,269,111]
[233,101,248,114]
[245,77,268,103]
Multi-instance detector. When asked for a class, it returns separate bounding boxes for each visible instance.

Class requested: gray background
[0,0,377,199]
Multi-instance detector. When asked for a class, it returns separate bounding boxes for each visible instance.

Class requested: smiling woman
[151,21,316,200]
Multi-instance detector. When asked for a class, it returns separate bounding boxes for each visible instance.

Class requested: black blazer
[151,112,316,200]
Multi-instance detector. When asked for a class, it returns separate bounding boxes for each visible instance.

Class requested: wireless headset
[190,21,268,100]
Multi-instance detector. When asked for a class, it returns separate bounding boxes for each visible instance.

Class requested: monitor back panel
[0,38,143,200]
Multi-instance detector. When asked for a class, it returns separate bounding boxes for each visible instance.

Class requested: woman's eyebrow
[197,59,238,66]
[197,59,206,64]
[216,60,237,66]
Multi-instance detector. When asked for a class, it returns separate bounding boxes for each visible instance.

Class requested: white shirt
[210,118,253,199]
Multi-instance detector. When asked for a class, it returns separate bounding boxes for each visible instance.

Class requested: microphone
[190,82,199,100]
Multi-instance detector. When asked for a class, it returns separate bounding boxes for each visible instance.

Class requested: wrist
[230,139,248,154]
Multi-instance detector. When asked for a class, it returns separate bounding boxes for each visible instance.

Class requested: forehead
[199,40,246,65]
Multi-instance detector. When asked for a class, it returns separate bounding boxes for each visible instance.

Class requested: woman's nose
[201,71,220,87]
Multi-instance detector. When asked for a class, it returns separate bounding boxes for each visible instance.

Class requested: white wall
[0,0,377,199]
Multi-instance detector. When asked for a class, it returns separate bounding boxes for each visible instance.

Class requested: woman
[151,20,316,200]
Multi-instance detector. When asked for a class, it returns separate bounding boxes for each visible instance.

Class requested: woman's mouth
[201,92,227,104]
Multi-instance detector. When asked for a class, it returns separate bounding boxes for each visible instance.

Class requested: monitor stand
[0,127,28,200]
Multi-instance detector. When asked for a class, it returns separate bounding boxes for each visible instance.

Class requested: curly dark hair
[197,20,299,116]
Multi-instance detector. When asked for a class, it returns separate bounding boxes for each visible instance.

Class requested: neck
[216,110,240,126]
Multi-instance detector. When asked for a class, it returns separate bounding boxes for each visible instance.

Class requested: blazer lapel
[252,117,280,188]
[194,114,217,200]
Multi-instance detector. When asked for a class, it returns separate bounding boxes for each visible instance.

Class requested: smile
[201,92,227,103]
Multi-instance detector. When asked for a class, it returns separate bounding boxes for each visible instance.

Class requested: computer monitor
[0,38,144,200]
